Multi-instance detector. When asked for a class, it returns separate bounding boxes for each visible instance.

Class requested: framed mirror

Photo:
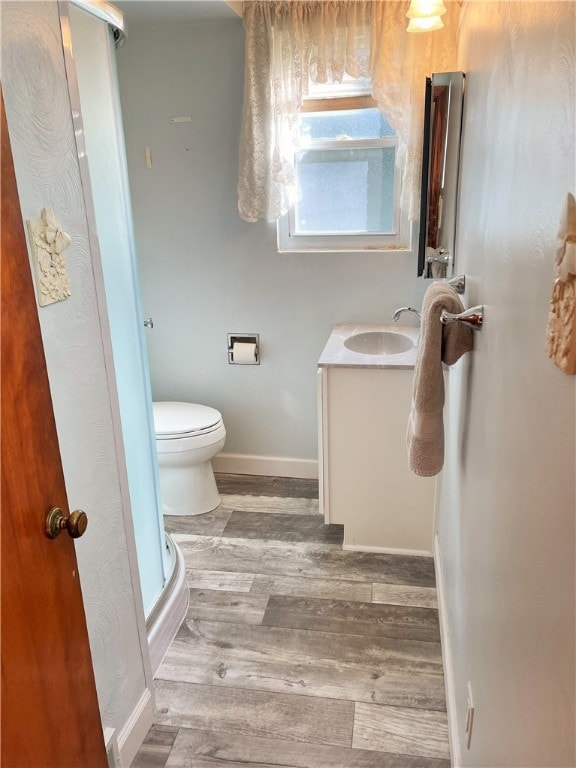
[418,71,465,278]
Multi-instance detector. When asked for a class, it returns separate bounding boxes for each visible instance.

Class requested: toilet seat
[153,401,223,440]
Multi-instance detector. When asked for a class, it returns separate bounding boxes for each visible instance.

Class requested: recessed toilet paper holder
[228,333,260,364]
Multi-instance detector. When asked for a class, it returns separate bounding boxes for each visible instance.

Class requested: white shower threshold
[146,534,189,675]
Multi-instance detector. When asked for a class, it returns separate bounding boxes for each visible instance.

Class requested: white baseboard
[103,727,120,768]
[147,536,189,675]
[343,543,433,557]
[116,688,155,768]
[434,534,462,768]
[213,452,318,479]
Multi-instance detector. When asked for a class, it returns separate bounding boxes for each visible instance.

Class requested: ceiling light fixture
[406,0,447,33]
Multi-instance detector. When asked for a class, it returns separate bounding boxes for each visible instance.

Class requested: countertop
[318,324,419,369]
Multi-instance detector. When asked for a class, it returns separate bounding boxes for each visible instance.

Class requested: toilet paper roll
[233,341,257,364]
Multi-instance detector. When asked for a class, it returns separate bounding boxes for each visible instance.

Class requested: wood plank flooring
[132,474,450,767]
[178,537,436,588]
[215,474,319,498]
[262,595,441,642]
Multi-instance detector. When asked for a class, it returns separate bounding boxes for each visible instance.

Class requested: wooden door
[1,91,108,767]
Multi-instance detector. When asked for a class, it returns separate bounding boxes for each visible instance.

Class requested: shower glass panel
[67,4,167,616]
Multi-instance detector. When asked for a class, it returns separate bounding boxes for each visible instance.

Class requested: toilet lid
[153,401,223,439]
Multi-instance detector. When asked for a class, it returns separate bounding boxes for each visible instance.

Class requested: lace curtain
[237,0,459,224]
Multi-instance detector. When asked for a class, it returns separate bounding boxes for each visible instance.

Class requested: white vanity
[318,325,436,556]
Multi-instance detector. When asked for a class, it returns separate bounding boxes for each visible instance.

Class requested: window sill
[277,212,414,254]
[277,243,413,254]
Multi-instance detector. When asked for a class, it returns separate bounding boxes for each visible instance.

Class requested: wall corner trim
[434,534,462,768]
[116,688,155,768]
[224,1,242,17]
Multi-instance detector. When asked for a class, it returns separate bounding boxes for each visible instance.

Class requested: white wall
[438,2,576,765]
[1,1,152,752]
[117,18,425,462]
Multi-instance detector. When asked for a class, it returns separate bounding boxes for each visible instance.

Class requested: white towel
[407,282,473,476]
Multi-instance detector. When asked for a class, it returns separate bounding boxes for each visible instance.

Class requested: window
[278,84,410,253]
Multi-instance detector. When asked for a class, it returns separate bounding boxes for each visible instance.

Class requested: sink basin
[344,330,414,356]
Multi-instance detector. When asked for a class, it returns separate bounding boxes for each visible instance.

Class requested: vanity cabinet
[317,326,436,555]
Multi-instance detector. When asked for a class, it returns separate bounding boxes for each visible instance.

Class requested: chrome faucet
[392,307,421,323]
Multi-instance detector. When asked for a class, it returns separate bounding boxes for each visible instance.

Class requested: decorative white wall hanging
[27,207,72,306]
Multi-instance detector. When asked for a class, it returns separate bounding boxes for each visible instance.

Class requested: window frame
[277,95,411,253]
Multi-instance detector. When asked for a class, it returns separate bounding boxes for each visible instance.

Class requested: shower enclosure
[59,0,187,668]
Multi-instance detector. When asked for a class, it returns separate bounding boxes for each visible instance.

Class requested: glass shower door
[65,3,167,617]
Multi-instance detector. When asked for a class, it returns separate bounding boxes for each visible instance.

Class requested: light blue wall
[117,19,425,461]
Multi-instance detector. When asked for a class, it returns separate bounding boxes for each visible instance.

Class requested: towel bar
[440,305,484,330]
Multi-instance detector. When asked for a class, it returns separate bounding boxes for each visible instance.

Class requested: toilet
[153,401,226,516]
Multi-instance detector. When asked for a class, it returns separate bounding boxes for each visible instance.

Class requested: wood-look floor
[132,474,450,768]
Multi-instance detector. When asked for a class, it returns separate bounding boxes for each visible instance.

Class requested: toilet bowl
[153,401,226,516]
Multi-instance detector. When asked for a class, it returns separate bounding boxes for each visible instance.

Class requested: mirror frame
[418,71,465,278]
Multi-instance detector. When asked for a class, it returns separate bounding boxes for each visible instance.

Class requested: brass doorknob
[46,507,88,539]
